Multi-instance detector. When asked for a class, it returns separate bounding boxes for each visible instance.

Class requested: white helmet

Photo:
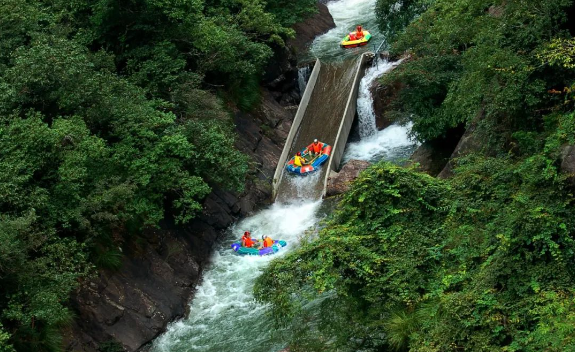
[314,139,318,143]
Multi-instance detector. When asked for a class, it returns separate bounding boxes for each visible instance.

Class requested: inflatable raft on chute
[286,142,332,175]
[231,239,287,256]
[341,30,372,48]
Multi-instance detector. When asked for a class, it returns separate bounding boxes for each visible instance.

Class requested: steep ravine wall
[63,4,335,351]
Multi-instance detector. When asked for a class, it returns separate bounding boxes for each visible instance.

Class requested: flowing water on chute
[303,0,382,62]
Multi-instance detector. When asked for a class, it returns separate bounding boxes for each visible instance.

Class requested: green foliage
[0,323,15,352]
[265,0,318,27]
[381,0,574,142]
[375,0,433,43]
[0,0,316,349]
[256,155,575,351]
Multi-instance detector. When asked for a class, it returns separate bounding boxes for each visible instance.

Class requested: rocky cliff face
[64,5,335,352]
[288,3,336,55]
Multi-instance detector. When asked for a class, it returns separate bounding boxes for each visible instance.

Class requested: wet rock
[409,133,462,177]
[202,193,235,229]
[438,111,484,179]
[326,160,371,197]
[69,230,207,351]
[370,78,403,130]
[288,3,336,54]
[561,145,575,185]
[255,136,283,176]
[234,113,262,153]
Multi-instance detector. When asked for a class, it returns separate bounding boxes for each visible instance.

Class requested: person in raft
[355,25,364,39]
[348,25,364,41]
[306,139,324,158]
[293,151,308,167]
[241,231,257,248]
[258,235,274,249]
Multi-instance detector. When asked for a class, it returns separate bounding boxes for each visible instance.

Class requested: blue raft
[285,143,332,175]
[231,239,287,256]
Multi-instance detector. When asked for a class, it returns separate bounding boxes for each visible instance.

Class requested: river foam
[151,200,323,352]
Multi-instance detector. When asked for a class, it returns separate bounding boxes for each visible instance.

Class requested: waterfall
[297,65,311,96]
[342,57,418,164]
[357,58,396,138]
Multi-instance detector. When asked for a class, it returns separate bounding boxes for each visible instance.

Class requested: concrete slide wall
[272,59,321,200]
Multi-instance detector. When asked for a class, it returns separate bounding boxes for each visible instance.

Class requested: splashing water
[304,0,382,62]
[357,59,398,138]
[284,171,323,200]
[344,123,417,163]
[151,200,324,352]
[344,57,419,164]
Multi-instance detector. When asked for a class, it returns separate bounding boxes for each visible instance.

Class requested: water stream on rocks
[151,1,417,351]
[342,57,418,164]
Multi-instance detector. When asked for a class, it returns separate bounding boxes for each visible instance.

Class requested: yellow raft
[340,30,372,48]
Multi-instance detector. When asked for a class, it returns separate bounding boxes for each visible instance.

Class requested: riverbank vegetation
[256,0,575,351]
[0,0,317,350]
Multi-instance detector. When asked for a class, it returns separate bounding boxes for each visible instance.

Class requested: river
[150,1,417,351]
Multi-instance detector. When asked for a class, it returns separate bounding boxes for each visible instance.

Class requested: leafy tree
[375,0,433,43]
[381,0,573,142]
[0,0,314,349]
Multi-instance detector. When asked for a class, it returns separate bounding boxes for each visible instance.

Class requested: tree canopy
[0,0,317,350]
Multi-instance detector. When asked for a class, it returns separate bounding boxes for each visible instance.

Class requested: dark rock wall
[65,4,335,352]
[288,3,336,55]
[370,78,402,131]
[561,145,575,186]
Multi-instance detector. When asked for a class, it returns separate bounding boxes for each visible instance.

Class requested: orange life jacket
[310,142,323,154]
[263,237,274,248]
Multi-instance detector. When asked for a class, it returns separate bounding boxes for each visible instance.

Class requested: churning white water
[344,123,417,163]
[305,0,382,62]
[151,200,324,352]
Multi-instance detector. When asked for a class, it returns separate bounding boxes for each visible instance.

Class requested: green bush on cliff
[380,0,574,143]
[256,158,575,351]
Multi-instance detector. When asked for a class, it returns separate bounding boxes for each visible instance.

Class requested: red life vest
[242,235,254,247]
[356,26,364,38]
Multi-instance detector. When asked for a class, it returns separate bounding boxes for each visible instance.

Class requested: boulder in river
[326,160,371,197]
